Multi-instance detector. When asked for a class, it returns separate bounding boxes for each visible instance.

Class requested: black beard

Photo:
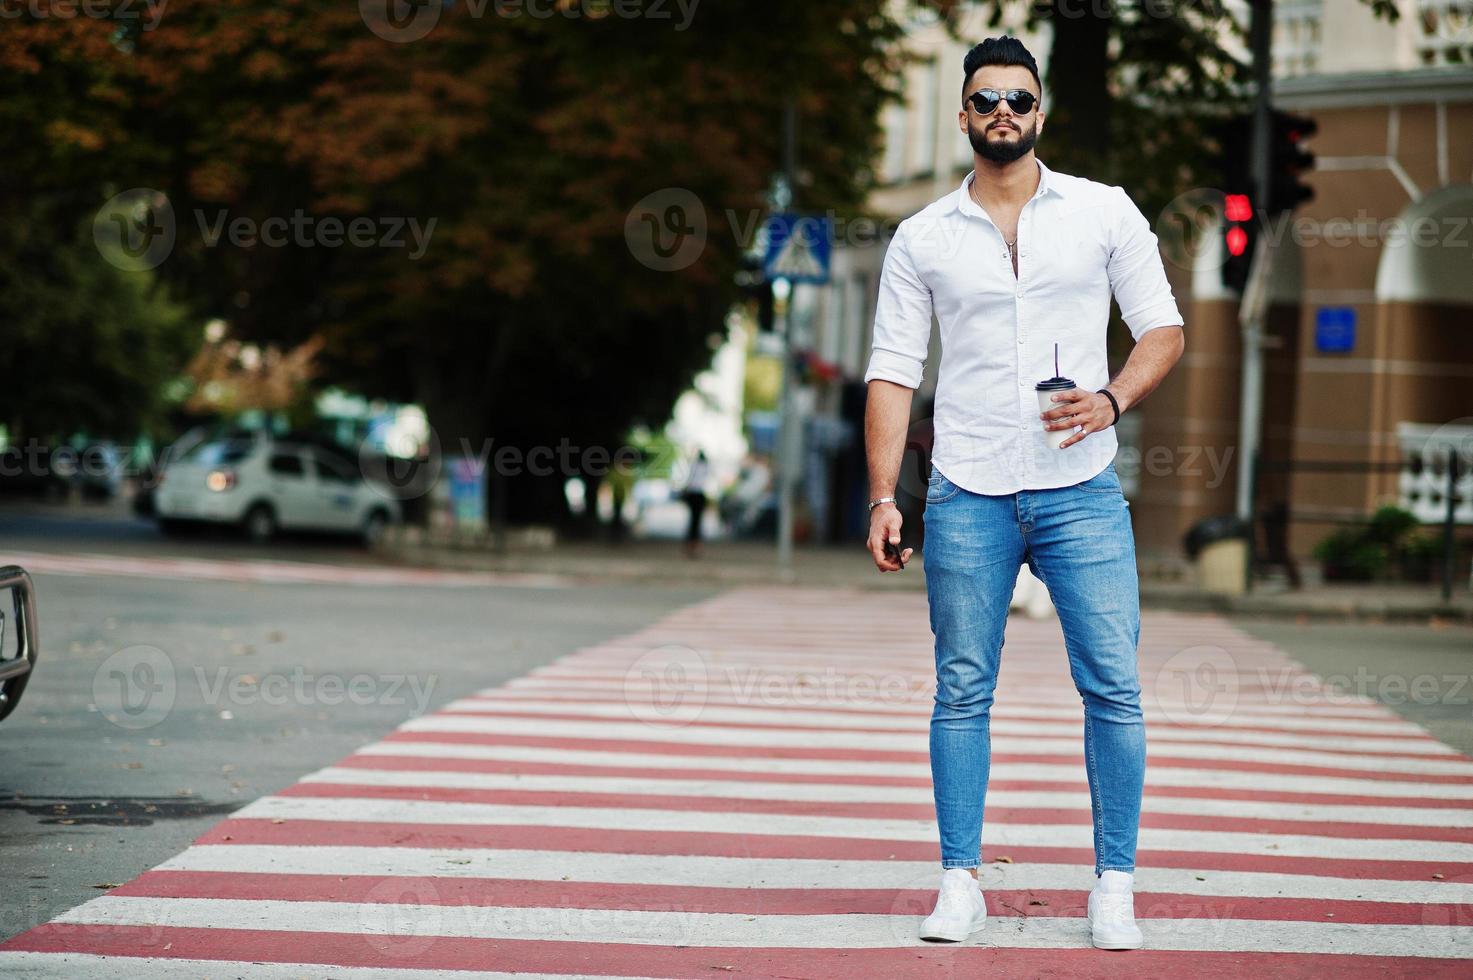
[969,120,1037,163]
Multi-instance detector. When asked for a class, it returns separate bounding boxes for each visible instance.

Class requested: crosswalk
[2,587,1470,976]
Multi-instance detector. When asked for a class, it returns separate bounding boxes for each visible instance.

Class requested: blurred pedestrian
[681,450,710,559]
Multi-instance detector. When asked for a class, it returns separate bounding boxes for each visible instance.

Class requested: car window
[185,439,255,467]
[269,453,305,477]
[313,451,360,484]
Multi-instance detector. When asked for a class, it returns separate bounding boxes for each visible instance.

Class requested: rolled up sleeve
[863,221,932,388]
[1107,185,1184,342]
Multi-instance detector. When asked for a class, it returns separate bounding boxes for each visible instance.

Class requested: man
[862,36,1185,950]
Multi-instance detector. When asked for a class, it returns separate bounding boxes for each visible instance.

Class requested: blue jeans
[922,460,1144,876]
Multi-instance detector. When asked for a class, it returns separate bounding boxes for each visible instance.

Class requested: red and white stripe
[3,587,1470,977]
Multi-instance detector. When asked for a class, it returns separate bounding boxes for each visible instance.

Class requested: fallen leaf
[1432,873,1445,880]
[994,856,1013,864]
[91,883,122,889]
[1029,899,1048,907]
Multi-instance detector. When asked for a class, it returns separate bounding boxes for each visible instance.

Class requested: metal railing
[1249,451,1468,602]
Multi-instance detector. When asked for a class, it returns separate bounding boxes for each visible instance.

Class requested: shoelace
[1094,891,1135,922]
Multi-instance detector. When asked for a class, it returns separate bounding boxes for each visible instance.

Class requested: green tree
[4,1,928,524]
[0,217,194,442]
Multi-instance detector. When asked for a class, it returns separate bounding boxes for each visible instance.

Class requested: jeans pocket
[1076,463,1121,494]
[926,467,962,505]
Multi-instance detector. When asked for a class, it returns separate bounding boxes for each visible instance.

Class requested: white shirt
[863,158,1183,494]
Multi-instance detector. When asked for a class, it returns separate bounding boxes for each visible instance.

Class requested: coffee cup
[1035,376,1078,450]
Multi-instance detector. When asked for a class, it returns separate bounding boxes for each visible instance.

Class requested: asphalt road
[2,505,1470,949]
[1232,617,1473,756]
[0,556,711,943]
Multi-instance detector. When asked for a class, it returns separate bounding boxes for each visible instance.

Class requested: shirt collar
[953,157,1060,217]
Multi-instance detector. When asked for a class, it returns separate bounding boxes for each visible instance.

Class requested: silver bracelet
[868,496,897,512]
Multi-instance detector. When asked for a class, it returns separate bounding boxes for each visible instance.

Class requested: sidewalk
[382,533,919,591]
[380,533,1473,623]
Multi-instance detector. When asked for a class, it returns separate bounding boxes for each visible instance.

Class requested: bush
[1313,505,1443,582]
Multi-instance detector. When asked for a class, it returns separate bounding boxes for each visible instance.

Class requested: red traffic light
[1226,225,1248,257]
[1224,194,1253,222]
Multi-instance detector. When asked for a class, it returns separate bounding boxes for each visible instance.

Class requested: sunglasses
[967,88,1038,116]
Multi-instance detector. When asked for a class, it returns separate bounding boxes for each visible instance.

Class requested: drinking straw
[1054,343,1059,378]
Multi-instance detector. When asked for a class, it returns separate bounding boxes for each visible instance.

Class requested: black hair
[962,36,1042,98]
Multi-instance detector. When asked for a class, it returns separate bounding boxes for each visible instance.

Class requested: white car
[154,436,400,545]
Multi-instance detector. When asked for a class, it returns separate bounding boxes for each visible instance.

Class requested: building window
[1417,0,1473,66]
[1273,0,1322,78]
[881,86,908,183]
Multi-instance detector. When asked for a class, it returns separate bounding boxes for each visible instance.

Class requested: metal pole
[1235,0,1274,534]
[1442,449,1459,603]
[776,100,799,573]
[1235,237,1271,524]
[1250,0,1274,208]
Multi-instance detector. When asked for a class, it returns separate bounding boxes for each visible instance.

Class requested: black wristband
[1098,388,1120,427]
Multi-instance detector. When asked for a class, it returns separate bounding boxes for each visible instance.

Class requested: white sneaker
[919,868,987,942]
[1087,870,1143,950]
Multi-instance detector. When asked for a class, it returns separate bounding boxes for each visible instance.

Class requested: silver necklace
[970,181,1018,252]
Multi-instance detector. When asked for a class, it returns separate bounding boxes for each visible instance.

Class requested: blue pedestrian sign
[1315,307,1356,353]
[763,213,832,285]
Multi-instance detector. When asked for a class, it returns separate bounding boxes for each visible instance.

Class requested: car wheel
[157,517,192,538]
[361,508,390,548]
[242,503,278,544]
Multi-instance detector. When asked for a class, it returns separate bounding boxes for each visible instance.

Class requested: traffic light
[1267,109,1316,214]
[1214,113,1254,293]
